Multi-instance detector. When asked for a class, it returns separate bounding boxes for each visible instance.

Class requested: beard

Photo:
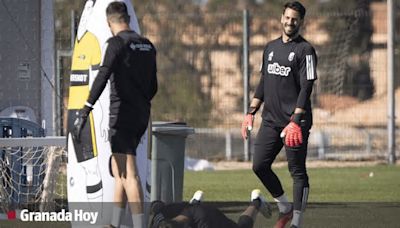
[283,24,299,37]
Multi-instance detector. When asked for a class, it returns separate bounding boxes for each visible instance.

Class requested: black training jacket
[87,30,157,130]
[254,35,317,128]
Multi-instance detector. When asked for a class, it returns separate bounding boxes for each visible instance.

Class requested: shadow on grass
[213,202,400,228]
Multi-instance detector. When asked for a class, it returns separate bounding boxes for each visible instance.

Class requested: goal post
[0,136,67,214]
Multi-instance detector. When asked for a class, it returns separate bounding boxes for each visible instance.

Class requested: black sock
[238,215,254,227]
[251,198,261,209]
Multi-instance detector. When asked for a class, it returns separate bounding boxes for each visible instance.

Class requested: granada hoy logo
[18,209,98,224]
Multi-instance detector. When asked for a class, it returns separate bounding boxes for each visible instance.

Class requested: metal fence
[56,4,400,162]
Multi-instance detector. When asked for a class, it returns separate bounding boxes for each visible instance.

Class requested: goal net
[0,137,67,215]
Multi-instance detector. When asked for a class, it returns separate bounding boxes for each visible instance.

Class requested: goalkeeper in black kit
[73,2,157,228]
[241,2,317,228]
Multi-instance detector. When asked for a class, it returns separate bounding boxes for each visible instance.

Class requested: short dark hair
[106,1,130,23]
[283,1,306,19]
[159,220,184,228]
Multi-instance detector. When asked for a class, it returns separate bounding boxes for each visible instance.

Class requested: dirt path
[212,160,398,170]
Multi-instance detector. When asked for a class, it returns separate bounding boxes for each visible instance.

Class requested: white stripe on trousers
[301,187,309,211]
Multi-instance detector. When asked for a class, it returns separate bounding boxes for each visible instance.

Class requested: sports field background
[2,163,398,227]
[183,164,400,202]
[183,164,400,227]
[1,1,400,227]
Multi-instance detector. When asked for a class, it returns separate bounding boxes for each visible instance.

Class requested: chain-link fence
[55,1,400,162]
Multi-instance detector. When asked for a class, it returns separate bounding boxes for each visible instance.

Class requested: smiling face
[281,7,303,39]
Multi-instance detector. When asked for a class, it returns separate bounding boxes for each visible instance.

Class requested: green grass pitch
[183,165,400,202]
[183,164,400,227]
[1,164,398,227]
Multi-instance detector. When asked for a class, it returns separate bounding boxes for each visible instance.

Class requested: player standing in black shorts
[73,2,157,228]
[241,2,317,228]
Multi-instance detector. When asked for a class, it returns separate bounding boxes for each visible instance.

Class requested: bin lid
[152,121,195,136]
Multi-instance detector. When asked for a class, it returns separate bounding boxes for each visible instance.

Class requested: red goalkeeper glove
[281,113,303,147]
[241,114,253,140]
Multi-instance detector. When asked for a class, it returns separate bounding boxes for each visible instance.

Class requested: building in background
[0,0,56,136]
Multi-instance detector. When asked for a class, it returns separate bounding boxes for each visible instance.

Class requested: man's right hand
[241,114,254,140]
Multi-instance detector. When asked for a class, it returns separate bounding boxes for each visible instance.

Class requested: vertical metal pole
[387,0,396,164]
[55,51,61,136]
[225,131,232,161]
[150,136,158,202]
[70,10,75,49]
[243,10,250,161]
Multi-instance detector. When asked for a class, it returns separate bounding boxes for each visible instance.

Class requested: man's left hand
[281,113,303,147]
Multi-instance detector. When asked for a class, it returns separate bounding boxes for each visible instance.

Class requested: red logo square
[7,210,16,220]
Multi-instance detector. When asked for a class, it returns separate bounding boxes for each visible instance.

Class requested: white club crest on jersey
[268,51,274,61]
[288,52,295,61]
